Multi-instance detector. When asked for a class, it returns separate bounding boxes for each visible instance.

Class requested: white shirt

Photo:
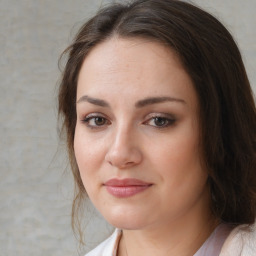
[85,223,256,256]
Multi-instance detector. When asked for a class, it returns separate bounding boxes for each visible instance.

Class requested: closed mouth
[104,178,152,198]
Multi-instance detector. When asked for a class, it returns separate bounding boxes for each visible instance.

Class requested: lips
[104,178,152,198]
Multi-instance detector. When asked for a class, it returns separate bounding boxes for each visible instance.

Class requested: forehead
[77,37,196,104]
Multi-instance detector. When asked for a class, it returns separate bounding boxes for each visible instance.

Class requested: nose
[104,126,142,169]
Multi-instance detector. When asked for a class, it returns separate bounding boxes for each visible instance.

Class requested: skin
[74,38,216,256]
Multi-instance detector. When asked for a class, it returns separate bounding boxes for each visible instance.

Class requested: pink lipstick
[104,178,152,198]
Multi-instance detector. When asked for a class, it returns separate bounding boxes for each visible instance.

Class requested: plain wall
[1,0,255,255]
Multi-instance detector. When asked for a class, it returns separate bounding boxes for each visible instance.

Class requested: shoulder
[220,222,256,256]
[85,229,122,256]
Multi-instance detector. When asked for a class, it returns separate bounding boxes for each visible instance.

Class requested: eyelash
[81,113,176,129]
[81,114,110,129]
[143,115,176,128]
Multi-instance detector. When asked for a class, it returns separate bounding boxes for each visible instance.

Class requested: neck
[118,207,218,256]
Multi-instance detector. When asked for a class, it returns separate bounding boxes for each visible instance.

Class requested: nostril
[104,145,142,169]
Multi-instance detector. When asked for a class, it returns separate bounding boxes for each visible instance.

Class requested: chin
[109,218,147,230]
[102,206,152,230]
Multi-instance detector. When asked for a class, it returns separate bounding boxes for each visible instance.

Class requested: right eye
[81,114,110,129]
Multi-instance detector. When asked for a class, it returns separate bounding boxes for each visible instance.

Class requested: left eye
[145,116,175,128]
[82,115,110,128]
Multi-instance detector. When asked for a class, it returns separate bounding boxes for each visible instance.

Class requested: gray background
[0,0,255,255]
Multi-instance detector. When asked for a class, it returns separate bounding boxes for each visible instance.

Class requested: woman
[58,0,256,255]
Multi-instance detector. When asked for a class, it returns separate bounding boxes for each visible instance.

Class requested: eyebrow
[77,95,110,107]
[135,96,185,107]
[76,95,185,107]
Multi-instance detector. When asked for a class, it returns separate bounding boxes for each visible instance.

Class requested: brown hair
[58,0,256,241]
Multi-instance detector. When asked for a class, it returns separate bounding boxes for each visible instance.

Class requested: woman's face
[74,38,210,230]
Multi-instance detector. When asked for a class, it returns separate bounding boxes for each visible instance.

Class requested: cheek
[73,133,103,204]
[150,122,206,188]
[155,136,208,217]
[151,124,201,169]
[73,128,104,184]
